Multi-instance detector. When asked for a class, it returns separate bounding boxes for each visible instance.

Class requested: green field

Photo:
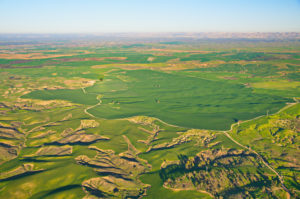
[23,69,292,130]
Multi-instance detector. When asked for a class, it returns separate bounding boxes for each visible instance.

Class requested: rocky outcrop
[161,149,273,198]
[77,120,99,130]
[0,164,44,181]
[82,176,150,199]
[76,147,149,177]
[147,129,216,152]
[57,132,109,145]
[0,142,19,163]
[34,146,73,156]
[76,146,151,198]
[0,123,24,163]
[0,123,24,140]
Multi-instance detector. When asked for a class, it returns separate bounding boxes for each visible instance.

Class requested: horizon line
[1,31,300,34]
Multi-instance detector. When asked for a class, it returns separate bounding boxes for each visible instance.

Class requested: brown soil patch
[35,146,73,156]
[64,79,96,88]
[146,49,213,53]
[0,53,76,60]
[219,76,238,80]
[57,57,127,62]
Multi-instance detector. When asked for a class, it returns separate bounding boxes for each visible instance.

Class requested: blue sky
[0,0,299,33]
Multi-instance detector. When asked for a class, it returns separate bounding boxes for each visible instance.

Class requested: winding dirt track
[222,131,290,194]
[223,99,298,196]
[82,87,102,118]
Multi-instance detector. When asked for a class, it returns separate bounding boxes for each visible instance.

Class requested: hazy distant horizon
[0,32,299,39]
[1,0,300,33]
[1,31,300,34]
